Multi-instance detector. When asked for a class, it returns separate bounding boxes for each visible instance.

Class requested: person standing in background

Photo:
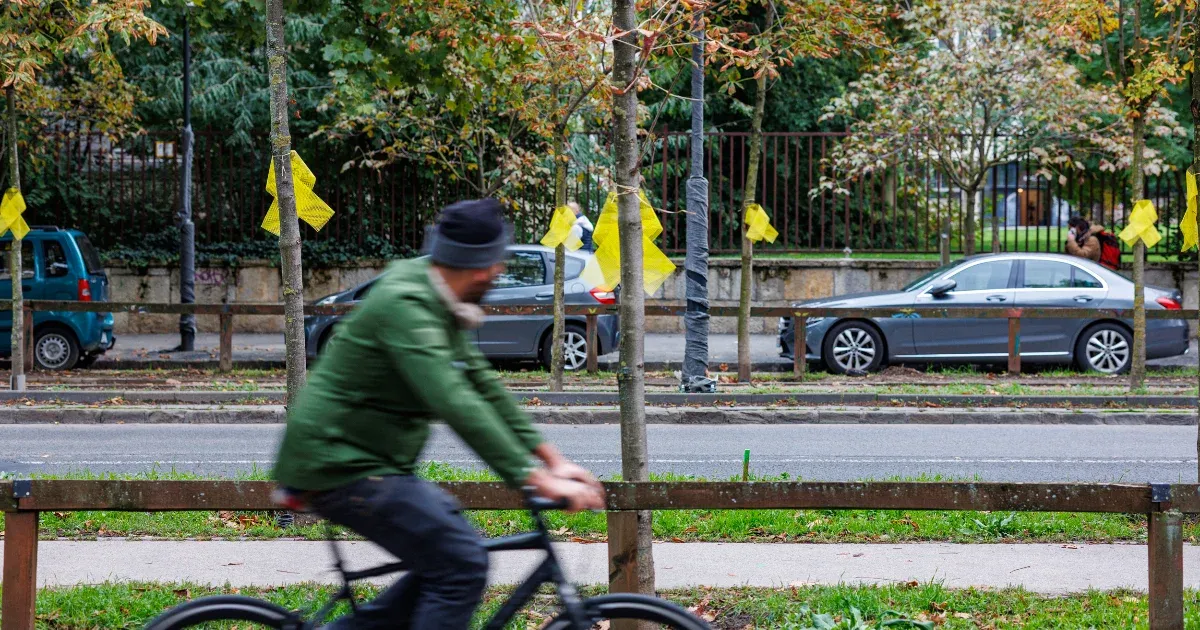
[568,201,594,251]
[1066,215,1102,263]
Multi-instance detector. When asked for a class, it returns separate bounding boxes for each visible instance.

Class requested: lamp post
[177,3,197,351]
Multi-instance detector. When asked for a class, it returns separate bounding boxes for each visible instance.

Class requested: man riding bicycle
[273,198,606,629]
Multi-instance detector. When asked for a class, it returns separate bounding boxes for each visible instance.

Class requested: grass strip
[0,466,1185,545]
[16,581,1195,628]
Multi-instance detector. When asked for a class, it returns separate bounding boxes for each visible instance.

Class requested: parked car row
[778,253,1188,374]
[305,245,619,370]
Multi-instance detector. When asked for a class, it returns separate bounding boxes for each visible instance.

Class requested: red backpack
[1095,230,1122,271]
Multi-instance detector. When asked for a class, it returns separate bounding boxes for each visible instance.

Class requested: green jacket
[273,258,543,491]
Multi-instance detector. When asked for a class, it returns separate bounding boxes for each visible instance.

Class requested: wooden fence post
[793,316,807,379]
[219,313,234,372]
[586,314,599,374]
[1007,315,1021,376]
[1148,509,1184,629]
[2,511,39,630]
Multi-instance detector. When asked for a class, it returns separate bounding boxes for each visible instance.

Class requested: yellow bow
[0,188,30,241]
[582,191,677,295]
[1118,199,1161,248]
[744,203,778,243]
[540,205,583,252]
[1182,170,1198,253]
[262,151,334,236]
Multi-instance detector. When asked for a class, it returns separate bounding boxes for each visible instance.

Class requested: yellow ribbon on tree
[582,191,677,295]
[262,151,334,236]
[1118,199,1162,249]
[744,203,778,243]
[539,205,583,251]
[0,188,30,240]
[1181,169,1198,252]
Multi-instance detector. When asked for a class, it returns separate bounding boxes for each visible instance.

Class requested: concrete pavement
[97,333,1197,369]
[98,333,789,369]
[3,423,1196,481]
[11,539,1192,594]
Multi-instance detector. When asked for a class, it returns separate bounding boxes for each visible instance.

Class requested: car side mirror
[928,279,956,297]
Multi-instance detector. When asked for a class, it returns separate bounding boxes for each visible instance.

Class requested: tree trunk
[990,186,1000,253]
[611,0,654,606]
[1191,27,1200,482]
[6,86,23,390]
[1130,114,1147,390]
[549,133,568,391]
[265,0,307,407]
[737,72,768,383]
[961,187,976,256]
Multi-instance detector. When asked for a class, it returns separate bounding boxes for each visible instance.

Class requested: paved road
[21,539,1195,593]
[3,423,1195,482]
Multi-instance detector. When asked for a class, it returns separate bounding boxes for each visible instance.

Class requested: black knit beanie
[424,198,512,269]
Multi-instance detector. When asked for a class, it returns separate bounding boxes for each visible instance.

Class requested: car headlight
[805,317,827,327]
[315,294,340,306]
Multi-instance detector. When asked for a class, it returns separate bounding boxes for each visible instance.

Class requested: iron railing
[20,131,1188,256]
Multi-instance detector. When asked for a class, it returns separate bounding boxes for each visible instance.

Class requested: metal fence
[22,130,1192,256]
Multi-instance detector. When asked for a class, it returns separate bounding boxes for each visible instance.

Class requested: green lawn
[20,582,1193,629]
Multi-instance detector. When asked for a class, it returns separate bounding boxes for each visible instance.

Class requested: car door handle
[534,292,554,300]
[1073,295,1094,303]
[985,295,1007,302]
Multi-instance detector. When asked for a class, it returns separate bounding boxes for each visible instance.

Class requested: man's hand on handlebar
[526,468,605,513]
[549,459,604,495]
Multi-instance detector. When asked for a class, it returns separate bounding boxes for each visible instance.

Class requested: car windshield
[902,259,970,292]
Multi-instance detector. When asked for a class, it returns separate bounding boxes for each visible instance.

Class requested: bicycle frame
[305,508,590,629]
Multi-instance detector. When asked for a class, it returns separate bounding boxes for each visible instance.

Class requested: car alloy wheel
[1085,328,1130,374]
[831,327,877,373]
[35,331,76,370]
[562,331,589,371]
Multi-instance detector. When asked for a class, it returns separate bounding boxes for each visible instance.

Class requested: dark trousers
[311,475,489,629]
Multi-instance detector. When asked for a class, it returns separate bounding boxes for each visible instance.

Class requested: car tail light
[77,279,92,302]
[589,287,616,305]
[1156,296,1181,310]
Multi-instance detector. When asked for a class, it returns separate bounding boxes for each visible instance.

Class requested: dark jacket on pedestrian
[273,257,544,491]
[1066,225,1103,263]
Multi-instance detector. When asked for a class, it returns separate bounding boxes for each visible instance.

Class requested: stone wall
[106,258,1200,335]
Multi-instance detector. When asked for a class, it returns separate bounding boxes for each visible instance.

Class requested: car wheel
[34,328,80,371]
[1075,323,1132,374]
[822,321,884,375]
[541,325,589,371]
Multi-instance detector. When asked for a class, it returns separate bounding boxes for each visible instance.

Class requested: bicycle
[144,496,712,629]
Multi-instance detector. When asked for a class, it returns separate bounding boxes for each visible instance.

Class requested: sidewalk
[15,540,1194,594]
[94,333,791,370]
[95,333,1196,369]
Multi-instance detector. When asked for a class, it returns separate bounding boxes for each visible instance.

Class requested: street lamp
[177,1,197,351]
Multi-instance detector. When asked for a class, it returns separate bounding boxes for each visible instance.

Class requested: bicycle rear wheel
[143,595,301,629]
[544,593,712,630]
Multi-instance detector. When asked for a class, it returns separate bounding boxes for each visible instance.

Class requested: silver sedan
[779,253,1189,374]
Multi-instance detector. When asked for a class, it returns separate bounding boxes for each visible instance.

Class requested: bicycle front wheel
[143,595,300,629]
[544,593,712,630]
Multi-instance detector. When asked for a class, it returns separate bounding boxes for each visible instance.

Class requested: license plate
[100,332,108,345]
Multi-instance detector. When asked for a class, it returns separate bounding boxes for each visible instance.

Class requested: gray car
[305,245,619,370]
[779,253,1188,374]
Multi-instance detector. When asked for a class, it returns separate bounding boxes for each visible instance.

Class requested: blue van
[0,227,114,370]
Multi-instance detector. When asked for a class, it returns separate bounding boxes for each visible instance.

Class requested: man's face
[461,262,506,304]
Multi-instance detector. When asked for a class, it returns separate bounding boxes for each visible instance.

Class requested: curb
[0,390,1193,409]
[0,405,1191,425]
